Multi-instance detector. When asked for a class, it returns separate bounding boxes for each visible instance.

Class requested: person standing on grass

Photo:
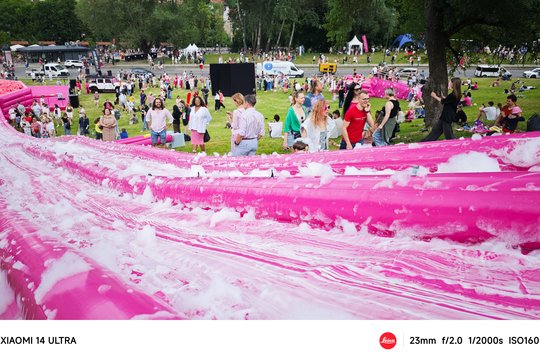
[189,96,212,153]
[341,90,375,150]
[233,94,265,156]
[99,108,117,142]
[372,88,400,147]
[304,79,324,113]
[227,93,245,152]
[146,98,173,146]
[282,91,306,150]
[421,77,462,142]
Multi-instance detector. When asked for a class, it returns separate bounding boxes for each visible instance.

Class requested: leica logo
[380,332,397,349]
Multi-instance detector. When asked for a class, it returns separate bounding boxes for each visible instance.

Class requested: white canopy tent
[183,44,199,57]
[10,44,25,52]
[347,35,363,55]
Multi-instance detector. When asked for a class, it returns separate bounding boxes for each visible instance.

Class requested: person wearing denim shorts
[146,98,173,146]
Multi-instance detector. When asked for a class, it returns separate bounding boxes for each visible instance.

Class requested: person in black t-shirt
[421,78,462,142]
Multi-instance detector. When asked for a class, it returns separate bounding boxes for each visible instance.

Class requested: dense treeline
[1,0,538,57]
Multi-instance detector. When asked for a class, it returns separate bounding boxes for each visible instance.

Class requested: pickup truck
[25,63,70,78]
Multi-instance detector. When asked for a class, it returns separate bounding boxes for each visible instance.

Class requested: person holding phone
[341,90,375,150]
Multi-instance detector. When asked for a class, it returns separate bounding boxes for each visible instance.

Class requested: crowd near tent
[391,34,424,50]
[347,35,363,55]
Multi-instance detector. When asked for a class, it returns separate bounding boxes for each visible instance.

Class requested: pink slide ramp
[1,80,539,319]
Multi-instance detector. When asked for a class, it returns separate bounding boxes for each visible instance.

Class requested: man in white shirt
[480,101,498,121]
[146,98,173,146]
[233,94,265,156]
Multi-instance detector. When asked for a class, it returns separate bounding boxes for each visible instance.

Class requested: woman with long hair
[421,77,462,141]
[282,91,306,150]
[300,100,335,153]
[227,93,245,152]
[372,87,400,146]
[189,96,212,153]
[342,82,362,116]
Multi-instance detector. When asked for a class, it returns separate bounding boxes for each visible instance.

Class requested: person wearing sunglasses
[342,82,363,116]
[301,101,335,153]
[341,90,375,150]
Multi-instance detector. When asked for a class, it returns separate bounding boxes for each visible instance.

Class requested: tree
[400,0,540,127]
[324,0,397,50]
[32,0,85,43]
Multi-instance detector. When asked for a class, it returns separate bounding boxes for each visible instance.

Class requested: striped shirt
[238,107,265,138]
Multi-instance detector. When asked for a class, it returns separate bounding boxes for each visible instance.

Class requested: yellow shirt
[95,123,102,134]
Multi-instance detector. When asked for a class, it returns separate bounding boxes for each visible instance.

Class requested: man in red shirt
[341,90,375,149]
[494,94,522,133]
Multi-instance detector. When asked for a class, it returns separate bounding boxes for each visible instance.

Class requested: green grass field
[21,77,540,154]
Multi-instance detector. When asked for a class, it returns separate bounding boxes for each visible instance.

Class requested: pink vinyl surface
[0,80,539,320]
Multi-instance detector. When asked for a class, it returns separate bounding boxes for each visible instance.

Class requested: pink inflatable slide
[0,80,539,320]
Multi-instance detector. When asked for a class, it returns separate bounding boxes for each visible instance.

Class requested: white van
[474,65,512,78]
[43,63,70,77]
[257,61,304,78]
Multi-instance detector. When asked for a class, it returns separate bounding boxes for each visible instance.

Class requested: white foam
[298,162,336,186]
[34,252,92,304]
[497,138,540,168]
[436,152,501,173]
[210,208,241,228]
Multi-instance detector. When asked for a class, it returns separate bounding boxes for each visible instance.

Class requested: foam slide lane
[0,196,182,320]
[73,131,540,174]
[20,142,540,248]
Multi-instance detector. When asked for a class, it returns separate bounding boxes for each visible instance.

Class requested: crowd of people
[6,61,528,155]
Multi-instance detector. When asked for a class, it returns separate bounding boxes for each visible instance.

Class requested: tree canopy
[0,0,538,56]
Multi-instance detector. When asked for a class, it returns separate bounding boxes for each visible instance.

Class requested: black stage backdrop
[209,63,256,97]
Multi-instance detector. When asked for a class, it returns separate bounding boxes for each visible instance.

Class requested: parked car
[129,68,155,76]
[523,68,540,78]
[64,60,84,68]
[474,65,512,79]
[25,63,70,77]
[396,67,418,78]
[87,76,120,93]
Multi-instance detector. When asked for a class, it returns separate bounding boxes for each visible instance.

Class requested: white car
[396,68,418,78]
[523,68,540,78]
[64,60,84,68]
[87,76,120,93]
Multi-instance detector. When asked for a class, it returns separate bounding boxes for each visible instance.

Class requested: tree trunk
[266,34,273,52]
[288,21,296,49]
[275,19,285,48]
[256,21,262,51]
[423,0,448,129]
[236,0,248,51]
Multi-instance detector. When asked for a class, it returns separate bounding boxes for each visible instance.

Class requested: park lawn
[20,78,540,155]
